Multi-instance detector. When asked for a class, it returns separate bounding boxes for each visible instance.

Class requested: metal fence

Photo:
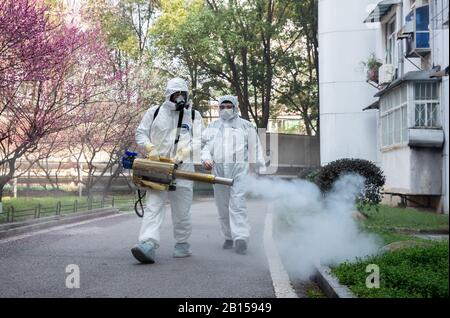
[0,196,136,223]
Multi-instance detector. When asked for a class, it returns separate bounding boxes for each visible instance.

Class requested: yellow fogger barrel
[122,151,234,191]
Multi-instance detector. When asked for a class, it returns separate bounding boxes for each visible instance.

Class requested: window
[380,84,408,148]
[405,5,431,56]
[386,17,397,65]
[431,0,449,29]
[381,82,441,148]
[415,5,431,48]
[414,82,440,127]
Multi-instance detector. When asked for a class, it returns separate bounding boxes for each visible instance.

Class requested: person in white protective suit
[201,95,266,255]
[132,77,203,263]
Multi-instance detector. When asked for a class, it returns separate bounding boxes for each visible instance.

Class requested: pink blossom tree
[67,63,145,197]
[0,0,101,204]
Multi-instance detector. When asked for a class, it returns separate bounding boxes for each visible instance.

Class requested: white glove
[175,147,191,162]
[144,143,160,160]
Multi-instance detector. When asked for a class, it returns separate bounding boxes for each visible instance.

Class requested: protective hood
[218,95,239,121]
[165,77,189,102]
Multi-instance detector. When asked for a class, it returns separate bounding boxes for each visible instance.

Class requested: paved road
[0,197,275,298]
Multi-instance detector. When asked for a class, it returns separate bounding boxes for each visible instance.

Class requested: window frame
[380,84,409,149]
[386,16,398,65]
[431,0,449,29]
[380,81,442,151]
[415,5,431,49]
[412,82,441,128]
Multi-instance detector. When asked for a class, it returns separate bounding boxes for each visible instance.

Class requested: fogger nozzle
[174,170,234,186]
[214,176,235,186]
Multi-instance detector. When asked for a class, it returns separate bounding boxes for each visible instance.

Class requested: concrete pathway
[0,197,280,298]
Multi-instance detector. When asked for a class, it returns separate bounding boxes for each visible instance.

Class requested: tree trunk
[0,183,4,211]
[103,164,122,197]
[0,158,16,200]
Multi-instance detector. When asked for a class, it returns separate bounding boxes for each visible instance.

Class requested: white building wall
[443,77,449,213]
[318,0,380,165]
[430,12,449,213]
[382,146,412,192]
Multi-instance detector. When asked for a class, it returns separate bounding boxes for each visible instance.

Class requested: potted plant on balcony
[362,53,382,83]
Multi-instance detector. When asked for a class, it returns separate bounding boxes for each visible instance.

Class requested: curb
[313,263,356,298]
[264,204,355,298]
[0,207,120,239]
[391,228,449,235]
[263,208,298,298]
[363,225,449,235]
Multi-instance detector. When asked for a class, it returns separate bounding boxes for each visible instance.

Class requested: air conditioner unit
[405,5,431,57]
[379,64,396,84]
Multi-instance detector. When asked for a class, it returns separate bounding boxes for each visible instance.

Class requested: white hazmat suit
[135,78,203,249]
[201,95,266,245]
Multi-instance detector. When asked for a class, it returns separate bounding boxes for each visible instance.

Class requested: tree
[149,0,215,113]
[152,0,317,129]
[87,0,168,109]
[0,0,105,203]
[67,68,143,197]
[23,131,74,192]
[274,0,319,135]
[87,0,157,65]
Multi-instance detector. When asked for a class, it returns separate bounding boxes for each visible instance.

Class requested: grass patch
[332,204,450,298]
[361,204,449,232]
[331,241,449,298]
[2,196,89,211]
[0,195,135,222]
[112,196,136,212]
[306,284,327,298]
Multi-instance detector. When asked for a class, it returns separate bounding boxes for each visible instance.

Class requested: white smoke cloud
[246,173,381,280]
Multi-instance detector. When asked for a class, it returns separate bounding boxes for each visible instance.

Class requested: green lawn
[330,204,449,298]
[0,195,135,223]
[2,196,89,211]
[332,241,449,298]
[362,204,449,232]
[357,205,448,245]
[111,195,137,212]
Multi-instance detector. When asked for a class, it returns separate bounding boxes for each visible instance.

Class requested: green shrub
[298,167,320,182]
[332,241,449,298]
[315,158,385,206]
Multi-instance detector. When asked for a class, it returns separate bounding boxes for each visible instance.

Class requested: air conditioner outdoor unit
[405,5,431,57]
[379,64,396,84]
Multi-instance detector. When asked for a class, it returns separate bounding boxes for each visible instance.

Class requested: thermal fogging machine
[122,151,234,192]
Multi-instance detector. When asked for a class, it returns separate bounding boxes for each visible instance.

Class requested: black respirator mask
[173,92,188,111]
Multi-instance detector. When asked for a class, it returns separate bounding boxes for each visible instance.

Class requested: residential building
[318,0,380,166]
[319,0,449,213]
